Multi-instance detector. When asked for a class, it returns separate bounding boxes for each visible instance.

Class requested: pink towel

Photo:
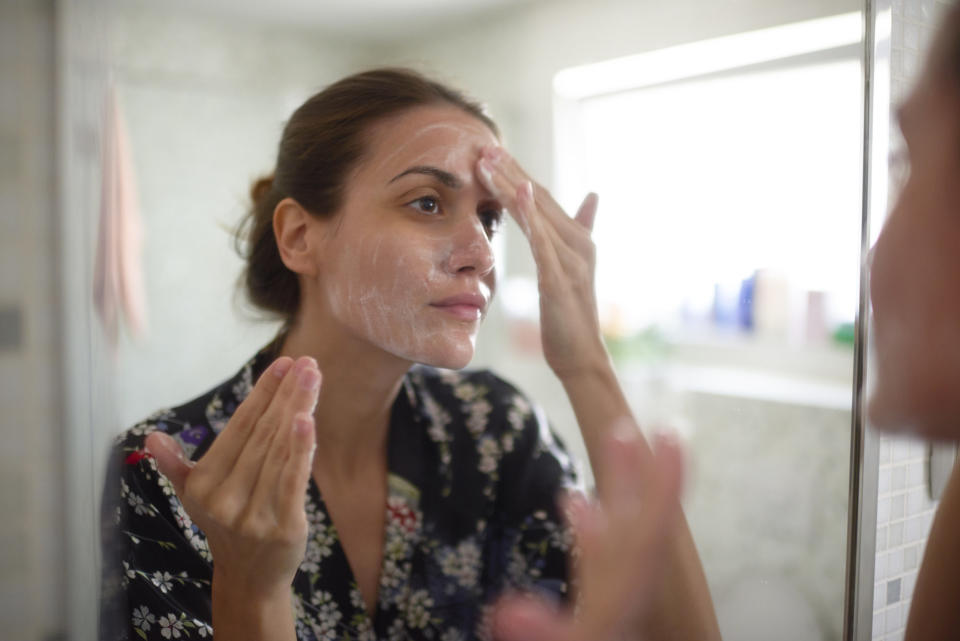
[93,85,147,348]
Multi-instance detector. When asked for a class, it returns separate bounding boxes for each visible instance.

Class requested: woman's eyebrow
[388,165,462,189]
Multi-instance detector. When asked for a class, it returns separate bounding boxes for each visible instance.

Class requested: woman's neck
[278,316,411,482]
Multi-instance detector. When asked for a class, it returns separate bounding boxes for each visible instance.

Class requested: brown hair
[236,68,499,322]
[929,1,960,88]
[948,1,960,86]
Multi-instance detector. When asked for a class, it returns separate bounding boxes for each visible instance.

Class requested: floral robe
[100,347,579,640]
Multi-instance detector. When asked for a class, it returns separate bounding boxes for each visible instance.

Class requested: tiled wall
[872,439,938,639]
[871,1,954,639]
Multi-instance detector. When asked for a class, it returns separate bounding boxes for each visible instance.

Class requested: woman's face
[868,41,960,439]
[311,104,503,370]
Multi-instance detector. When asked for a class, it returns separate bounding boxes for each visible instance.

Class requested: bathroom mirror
[46,1,869,639]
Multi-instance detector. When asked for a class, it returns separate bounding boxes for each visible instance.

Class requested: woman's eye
[410,196,440,215]
[480,208,504,237]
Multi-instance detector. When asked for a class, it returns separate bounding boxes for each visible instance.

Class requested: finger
[605,432,684,612]
[477,157,532,236]
[480,157,598,320]
[559,489,602,607]
[570,509,630,639]
[574,426,649,606]
[531,183,596,255]
[559,488,603,559]
[251,369,320,521]
[145,431,194,497]
[484,148,591,247]
[566,430,685,641]
[478,150,562,239]
[276,412,317,525]
[596,418,648,503]
[516,188,598,326]
[493,594,573,641]
[558,489,590,533]
[644,431,686,524]
[224,357,320,506]
[574,193,599,233]
[478,152,595,272]
[611,433,685,628]
[515,180,566,285]
[201,356,295,477]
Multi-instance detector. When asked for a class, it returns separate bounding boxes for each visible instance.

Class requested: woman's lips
[430,292,487,321]
[433,303,483,321]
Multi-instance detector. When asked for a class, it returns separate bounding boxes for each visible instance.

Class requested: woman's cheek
[329,246,475,366]
[867,213,910,414]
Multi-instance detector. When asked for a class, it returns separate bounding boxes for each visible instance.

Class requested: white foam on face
[368,121,501,190]
[322,110,500,368]
[327,233,483,369]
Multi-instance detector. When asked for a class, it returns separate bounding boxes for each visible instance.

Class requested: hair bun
[250,174,275,205]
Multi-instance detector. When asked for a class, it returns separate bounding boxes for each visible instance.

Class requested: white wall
[108,5,372,428]
[0,1,64,639]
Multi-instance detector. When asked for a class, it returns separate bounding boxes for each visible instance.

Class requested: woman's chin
[868,376,960,441]
[415,339,476,370]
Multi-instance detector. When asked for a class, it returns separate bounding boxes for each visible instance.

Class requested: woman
[100,69,719,641]
[868,2,960,638]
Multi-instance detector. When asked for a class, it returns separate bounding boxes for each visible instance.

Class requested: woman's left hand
[476,146,604,379]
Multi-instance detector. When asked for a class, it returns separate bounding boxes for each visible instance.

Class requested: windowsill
[615,330,856,410]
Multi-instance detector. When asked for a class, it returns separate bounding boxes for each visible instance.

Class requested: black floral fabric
[100,346,579,640]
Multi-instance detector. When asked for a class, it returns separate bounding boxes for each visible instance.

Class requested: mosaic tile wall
[871,438,938,639]
[871,2,954,639]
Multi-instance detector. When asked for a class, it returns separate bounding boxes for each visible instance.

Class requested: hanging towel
[93,84,147,348]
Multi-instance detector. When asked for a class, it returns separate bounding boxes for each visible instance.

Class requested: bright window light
[554,15,863,343]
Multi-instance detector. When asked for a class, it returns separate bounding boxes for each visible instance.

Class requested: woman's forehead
[363,106,500,178]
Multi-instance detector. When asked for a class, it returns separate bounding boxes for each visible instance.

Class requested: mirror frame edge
[843,0,890,638]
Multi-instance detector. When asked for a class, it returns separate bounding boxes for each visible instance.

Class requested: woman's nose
[445,216,495,276]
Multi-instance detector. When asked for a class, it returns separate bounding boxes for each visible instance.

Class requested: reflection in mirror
[34,0,865,639]
[552,16,862,639]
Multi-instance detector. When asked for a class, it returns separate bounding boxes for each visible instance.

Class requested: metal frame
[843,0,890,637]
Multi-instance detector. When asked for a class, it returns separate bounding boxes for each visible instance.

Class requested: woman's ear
[273,197,320,277]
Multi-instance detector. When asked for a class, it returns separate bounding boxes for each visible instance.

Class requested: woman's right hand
[493,424,686,641]
[145,355,320,601]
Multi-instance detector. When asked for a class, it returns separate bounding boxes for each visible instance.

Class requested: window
[553,13,863,352]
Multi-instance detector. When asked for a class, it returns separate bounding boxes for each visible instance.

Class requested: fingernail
[293,412,313,435]
[654,429,682,452]
[271,357,293,379]
[519,180,534,202]
[149,432,183,461]
[611,417,638,444]
[477,159,494,186]
[514,208,531,237]
[298,366,319,391]
[564,492,589,528]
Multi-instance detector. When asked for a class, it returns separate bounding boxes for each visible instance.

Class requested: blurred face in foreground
[868,12,960,439]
